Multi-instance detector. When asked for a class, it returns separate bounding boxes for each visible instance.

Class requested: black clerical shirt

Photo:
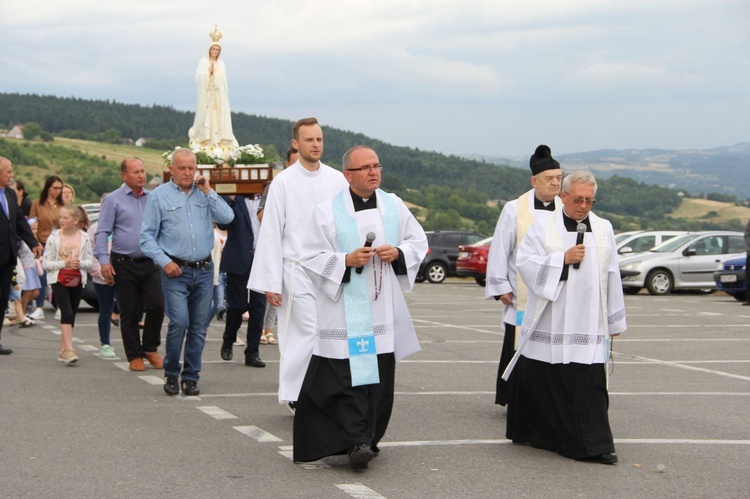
[559,212,591,281]
[342,189,406,282]
[534,196,556,212]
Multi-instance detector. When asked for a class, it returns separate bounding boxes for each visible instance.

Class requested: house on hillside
[6,125,24,139]
[121,138,135,146]
[135,138,147,147]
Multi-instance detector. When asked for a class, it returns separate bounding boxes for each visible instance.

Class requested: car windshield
[650,234,697,253]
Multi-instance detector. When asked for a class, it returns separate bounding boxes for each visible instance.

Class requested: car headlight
[621,261,642,271]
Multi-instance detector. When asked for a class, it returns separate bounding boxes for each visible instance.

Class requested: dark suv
[418,230,486,283]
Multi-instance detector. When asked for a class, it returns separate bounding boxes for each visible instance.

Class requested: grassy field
[669,198,750,225]
[54,137,168,177]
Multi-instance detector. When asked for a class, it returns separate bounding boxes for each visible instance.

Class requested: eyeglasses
[570,197,596,206]
[345,164,383,172]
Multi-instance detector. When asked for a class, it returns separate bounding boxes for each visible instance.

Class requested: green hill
[1,93,745,233]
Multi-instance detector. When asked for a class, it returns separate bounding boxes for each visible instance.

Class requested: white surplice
[485,189,561,326]
[300,190,427,362]
[516,208,627,365]
[247,162,348,403]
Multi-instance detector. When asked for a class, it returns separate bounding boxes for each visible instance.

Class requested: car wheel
[645,269,673,295]
[475,277,486,287]
[623,287,641,295]
[425,262,447,283]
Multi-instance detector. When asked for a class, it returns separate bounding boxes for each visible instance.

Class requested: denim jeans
[161,265,214,381]
[209,272,226,319]
[93,282,116,346]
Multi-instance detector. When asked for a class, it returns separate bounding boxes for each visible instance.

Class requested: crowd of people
[1,125,633,471]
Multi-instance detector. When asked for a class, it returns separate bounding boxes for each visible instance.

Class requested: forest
[2,92,737,233]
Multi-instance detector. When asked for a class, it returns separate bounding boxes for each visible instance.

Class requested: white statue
[190,25,239,148]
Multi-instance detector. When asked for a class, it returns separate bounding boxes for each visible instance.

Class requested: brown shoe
[144,351,163,369]
[129,358,146,371]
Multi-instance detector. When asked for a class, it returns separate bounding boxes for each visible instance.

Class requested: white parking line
[78,344,99,352]
[138,375,165,385]
[619,353,750,381]
[197,392,278,398]
[277,449,329,469]
[234,425,283,442]
[197,406,238,420]
[336,483,387,499]
[373,438,750,448]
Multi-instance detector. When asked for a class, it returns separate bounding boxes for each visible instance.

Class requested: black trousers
[0,261,14,340]
[112,255,164,362]
[495,322,516,406]
[51,282,83,325]
[222,270,266,359]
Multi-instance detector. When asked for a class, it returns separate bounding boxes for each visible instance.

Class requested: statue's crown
[209,24,223,43]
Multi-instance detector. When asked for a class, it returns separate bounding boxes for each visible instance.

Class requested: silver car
[616,230,688,257]
[619,231,747,295]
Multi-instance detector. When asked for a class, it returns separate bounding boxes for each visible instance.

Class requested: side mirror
[619,246,633,255]
[683,248,697,256]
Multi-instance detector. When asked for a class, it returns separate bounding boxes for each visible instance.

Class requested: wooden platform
[163,164,273,195]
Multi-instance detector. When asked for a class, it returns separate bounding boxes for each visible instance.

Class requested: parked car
[713,254,747,301]
[456,236,492,286]
[619,231,746,295]
[418,230,486,283]
[616,230,688,257]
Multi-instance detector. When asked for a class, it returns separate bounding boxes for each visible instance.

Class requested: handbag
[57,268,82,288]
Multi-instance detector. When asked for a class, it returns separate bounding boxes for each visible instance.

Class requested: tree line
[4,92,733,232]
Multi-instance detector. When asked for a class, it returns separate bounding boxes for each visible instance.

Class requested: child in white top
[42,205,93,365]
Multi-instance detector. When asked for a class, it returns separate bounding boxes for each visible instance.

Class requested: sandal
[19,318,35,328]
[260,328,271,345]
[266,332,278,345]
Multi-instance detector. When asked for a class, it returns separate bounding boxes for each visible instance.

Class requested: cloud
[1,0,748,157]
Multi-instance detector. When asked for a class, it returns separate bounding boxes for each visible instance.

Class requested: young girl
[43,205,92,365]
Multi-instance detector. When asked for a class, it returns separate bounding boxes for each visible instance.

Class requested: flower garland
[162,143,275,167]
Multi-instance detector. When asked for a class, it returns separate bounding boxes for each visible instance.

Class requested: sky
[1,0,749,157]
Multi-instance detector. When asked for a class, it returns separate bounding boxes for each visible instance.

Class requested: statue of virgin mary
[189,25,239,148]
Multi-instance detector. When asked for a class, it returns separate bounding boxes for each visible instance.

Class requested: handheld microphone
[355,232,377,274]
[573,223,587,270]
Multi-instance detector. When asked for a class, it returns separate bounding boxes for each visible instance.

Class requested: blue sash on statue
[333,189,399,387]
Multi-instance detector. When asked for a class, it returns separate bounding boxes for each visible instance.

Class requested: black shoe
[181,379,200,396]
[287,401,297,414]
[581,453,619,465]
[348,443,374,470]
[245,355,265,368]
[0,344,12,355]
[220,346,233,361]
[163,375,179,396]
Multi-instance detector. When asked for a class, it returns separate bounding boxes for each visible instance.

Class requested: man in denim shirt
[140,148,234,396]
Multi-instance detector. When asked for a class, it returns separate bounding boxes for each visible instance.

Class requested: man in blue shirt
[95,158,165,371]
[140,149,234,396]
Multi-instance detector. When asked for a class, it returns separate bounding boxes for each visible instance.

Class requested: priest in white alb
[247,117,348,406]
[295,146,427,470]
[485,145,562,406]
[505,170,626,465]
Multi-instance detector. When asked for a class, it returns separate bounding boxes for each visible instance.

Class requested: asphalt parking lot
[1,280,748,498]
